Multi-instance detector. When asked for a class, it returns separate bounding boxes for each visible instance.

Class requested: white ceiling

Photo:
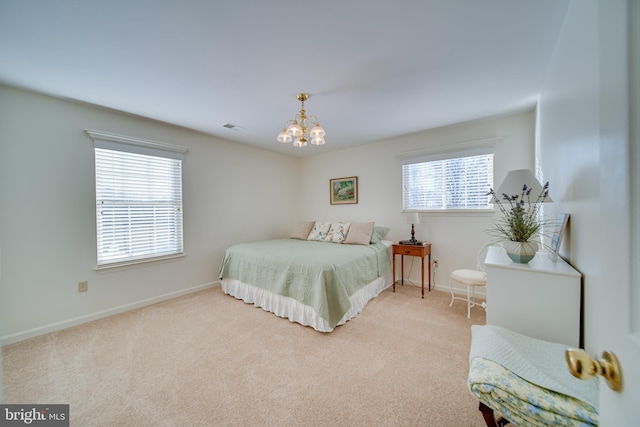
[0,0,569,157]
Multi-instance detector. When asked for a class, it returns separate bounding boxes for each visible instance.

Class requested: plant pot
[503,240,538,263]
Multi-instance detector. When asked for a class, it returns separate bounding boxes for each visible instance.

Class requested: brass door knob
[565,348,622,391]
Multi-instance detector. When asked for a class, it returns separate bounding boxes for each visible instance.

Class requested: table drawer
[396,246,424,256]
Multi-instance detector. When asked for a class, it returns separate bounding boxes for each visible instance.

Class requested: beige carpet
[2,283,487,426]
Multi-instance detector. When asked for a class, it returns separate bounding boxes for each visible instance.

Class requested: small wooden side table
[392,243,432,298]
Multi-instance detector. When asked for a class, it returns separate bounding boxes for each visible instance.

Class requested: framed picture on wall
[330,176,358,205]
[549,213,570,262]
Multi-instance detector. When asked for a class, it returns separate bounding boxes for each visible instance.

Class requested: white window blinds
[88,130,187,267]
[402,152,494,211]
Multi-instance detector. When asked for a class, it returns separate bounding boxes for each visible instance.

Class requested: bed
[218,223,393,332]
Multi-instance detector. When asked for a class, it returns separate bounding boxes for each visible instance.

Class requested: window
[87,130,188,268]
[401,143,494,211]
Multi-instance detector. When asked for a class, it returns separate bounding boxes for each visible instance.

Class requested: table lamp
[495,169,553,203]
[400,212,422,245]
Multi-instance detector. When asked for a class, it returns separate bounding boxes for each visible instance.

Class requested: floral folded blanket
[469,357,599,426]
[469,325,599,408]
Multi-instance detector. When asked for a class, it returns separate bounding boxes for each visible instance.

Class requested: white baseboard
[433,282,486,298]
[394,278,486,299]
[1,281,220,346]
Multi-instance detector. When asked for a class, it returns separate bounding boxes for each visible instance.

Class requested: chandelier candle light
[277,93,326,148]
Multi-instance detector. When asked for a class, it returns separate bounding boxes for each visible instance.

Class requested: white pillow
[325,222,351,243]
[344,222,375,245]
[290,221,315,240]
[307,221,332,241]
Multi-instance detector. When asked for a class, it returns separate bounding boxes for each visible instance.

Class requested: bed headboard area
[289,220,389,246]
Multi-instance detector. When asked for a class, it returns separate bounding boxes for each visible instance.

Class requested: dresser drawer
[395,245,424,256]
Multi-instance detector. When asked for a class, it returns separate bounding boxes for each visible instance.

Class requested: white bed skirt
[220,274,393,332]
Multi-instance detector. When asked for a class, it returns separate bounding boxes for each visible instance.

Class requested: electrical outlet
[78,281,88,292]
[433,259,439,268]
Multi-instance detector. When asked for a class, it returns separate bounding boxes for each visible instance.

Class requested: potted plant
[487,181,550,263]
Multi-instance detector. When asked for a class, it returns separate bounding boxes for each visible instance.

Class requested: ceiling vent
[223,123,245,131]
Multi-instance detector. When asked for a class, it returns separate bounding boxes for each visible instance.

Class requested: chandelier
[277,93,326,148]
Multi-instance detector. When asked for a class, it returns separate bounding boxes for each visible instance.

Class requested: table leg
[421,256,425,298]
[392,254,396,292]
[428,254,431,291]
[401,255,404,286]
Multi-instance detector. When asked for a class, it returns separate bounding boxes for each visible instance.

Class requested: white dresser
[484,246,582,347]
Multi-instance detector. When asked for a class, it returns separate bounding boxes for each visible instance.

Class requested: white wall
[537,1,634,422]
[537,0,630,351]
[0,85,299,343]
[298,110,536,290]
[537,0,601,348]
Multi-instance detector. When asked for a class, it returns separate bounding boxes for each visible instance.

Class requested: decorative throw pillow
[344,222,375,245]
[307,221,332,241]
[370,226,391,243]
[325,222,351,243]
[290,221,315,240]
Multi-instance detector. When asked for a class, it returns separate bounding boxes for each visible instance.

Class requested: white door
[595,1,640,423]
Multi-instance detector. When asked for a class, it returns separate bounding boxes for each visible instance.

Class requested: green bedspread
[218,239,392,329]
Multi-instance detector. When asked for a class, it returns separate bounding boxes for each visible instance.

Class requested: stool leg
[448,278,455,307]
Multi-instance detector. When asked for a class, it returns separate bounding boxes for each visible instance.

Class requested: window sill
[95,253,185,272]
[403,209,495,217]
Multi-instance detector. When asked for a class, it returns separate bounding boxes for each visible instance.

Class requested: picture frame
[330,176,358,205]
[548,213,570,262]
